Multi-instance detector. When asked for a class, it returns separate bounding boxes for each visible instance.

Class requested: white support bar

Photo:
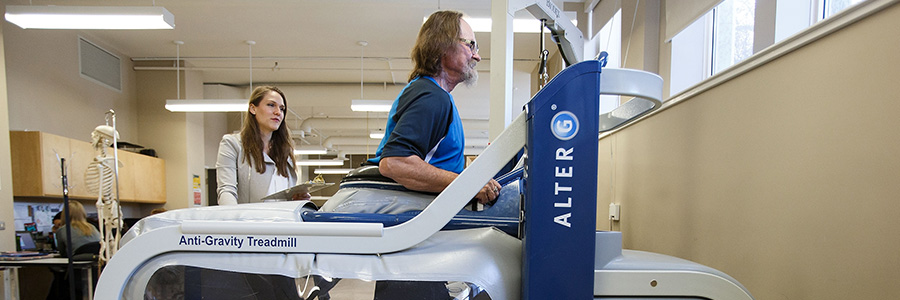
[182,220,384,237]
[490,0,516,140]
[597,68,664,132]
[599,68,664,101]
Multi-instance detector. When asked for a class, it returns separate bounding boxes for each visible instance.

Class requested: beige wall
[135,70,179,212]
[599,3,900,299]
[184,70,207,208]
[202,84,242,168]
[135,69,209,212]
[1,23,139,142]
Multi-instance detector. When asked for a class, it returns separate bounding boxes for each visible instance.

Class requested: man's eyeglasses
[458,38,479,54]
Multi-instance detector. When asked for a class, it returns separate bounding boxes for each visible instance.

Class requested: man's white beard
[463,60,478,87]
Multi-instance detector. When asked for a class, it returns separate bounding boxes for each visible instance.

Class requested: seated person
[321,10,500,215]
[51,212,62,232]
[319,10,498,299]
[54,201,100,258]
[48,201,101,300]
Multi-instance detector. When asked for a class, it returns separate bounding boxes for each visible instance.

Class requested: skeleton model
[85,111,122,266]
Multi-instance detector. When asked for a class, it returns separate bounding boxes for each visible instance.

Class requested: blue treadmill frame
[523,60,601,299]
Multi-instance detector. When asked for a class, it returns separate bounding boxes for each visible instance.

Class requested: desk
[0,258,95,300]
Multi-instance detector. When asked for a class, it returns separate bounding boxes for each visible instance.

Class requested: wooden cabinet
[115,152,136,201]
[10,131,70,198]
[10,131,166,203]
[67,138,96,199]
[130,153,166,203]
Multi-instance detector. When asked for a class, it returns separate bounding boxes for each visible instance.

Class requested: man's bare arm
[380,155,501,203]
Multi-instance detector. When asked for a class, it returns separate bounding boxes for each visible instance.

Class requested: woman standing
[216,85,309,205]
[210,86,307,300]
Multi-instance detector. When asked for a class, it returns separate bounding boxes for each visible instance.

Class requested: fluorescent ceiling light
[370,132,384,139]
[351,100,393,112]
[165,99,247,112]
[424,17,570,33]
[422,16,578,33]
[5,5,175,30]
[466,17,546,33]
[296,159,345,166]
[313,168,354,175]
[294,147,329,155]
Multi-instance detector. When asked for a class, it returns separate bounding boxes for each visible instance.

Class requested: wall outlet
[608,203,621,221]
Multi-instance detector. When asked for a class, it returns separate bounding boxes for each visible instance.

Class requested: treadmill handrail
[181,220,384,237]
[599,68,664,132]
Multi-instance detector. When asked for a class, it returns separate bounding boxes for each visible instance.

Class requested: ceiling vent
[79,37,121,92]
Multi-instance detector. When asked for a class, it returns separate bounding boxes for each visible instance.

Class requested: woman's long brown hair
[240,86,295,177]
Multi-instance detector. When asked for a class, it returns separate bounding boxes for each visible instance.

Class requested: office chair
[46,241,100,300]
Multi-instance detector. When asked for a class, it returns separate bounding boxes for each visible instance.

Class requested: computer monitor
[16,231,38,251]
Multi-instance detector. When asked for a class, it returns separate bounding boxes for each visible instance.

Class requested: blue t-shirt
[367,76,465,173]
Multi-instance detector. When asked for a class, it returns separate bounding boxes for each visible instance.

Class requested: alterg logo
[551,111,579,140]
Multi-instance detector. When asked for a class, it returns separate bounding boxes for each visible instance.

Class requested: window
[670,12,711,95]
[774,0,815,42]
[591,9,622,114]
[711,0,756,74]
[669,0,755,95]
[669,0,869,97]
[775,0,869,44]
[822,0,867,19]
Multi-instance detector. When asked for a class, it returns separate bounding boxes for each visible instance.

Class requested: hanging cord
[609,215,614,231]
[609,135,616,231]
[366,111,371,159]
[174,41,183,99]
[622,0,640,67]
[359,42,366,100]
[247,41,255,91]
[594,0,622,60]
[359,41,371,158]
[538,19,550,89]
